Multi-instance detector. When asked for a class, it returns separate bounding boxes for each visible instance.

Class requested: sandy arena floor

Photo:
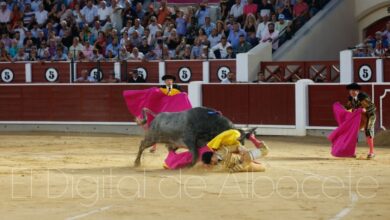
[0,132,389,220]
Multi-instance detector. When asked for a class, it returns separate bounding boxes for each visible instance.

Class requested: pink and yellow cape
[122,87,192,127]
[328,102,362,157]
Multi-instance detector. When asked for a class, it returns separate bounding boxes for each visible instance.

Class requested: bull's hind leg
[134,139,155,167]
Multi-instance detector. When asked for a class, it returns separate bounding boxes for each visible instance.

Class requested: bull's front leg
[134,139,155,167]
[189,146,199,166]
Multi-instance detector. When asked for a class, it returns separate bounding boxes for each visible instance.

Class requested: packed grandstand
[0,0,331,62]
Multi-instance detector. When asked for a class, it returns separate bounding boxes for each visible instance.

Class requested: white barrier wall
[236,42,272,82]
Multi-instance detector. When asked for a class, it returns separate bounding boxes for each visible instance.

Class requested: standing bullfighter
[345,83,376,159]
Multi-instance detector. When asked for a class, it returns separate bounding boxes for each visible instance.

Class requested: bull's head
[237,127,257,145]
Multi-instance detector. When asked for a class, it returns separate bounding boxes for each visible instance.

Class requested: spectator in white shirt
[256,15,270,39]
[129,47,144,60]
[261,23,280,51]
[229,0,244,21]
[34,4,48,27]
[147,16,162,37]
[118,46,131,60]
[69,37,84,60]
[97,0,112,25]
[0,2,11,23]
[211,36,232,59]
[81,0,98,26]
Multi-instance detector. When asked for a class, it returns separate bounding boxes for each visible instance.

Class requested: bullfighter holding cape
[123,74,192,151]
[123,74,192,128]
[328,83,376,159]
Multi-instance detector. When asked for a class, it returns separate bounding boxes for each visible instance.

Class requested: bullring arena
[1,0,390,219]
[0,132,389,219]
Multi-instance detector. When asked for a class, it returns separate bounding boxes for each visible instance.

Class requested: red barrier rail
[260,61,340,82]
[0,84,188,122]
[353,58,377,82]
[308,84,390,131]
[202,84,296,125]
[383,58,390,82]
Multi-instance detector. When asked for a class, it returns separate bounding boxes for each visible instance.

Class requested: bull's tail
[136,108,157,126]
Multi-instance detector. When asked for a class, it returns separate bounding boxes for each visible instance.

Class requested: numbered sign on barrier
[45,68,59,82]
[1,68,14,83]
[178,67,191,82]
[217,66,230,81]
[136,67,147,80]
[89,68,103,81]
[358,65,372,82]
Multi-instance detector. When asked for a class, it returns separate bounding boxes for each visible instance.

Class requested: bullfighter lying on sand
[163,129,269,172]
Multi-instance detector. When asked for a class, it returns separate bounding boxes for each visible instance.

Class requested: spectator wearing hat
[228,22,246,50]
[275,14,289,32]
[160,74,181,95]
[0,1,11,24]
[235,34,252,54]
[345,83,377,159]
[128,69,145,83]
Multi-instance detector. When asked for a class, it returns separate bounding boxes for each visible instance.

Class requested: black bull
[134,107,255,167]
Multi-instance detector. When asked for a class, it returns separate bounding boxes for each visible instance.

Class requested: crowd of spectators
[0,0,326,62]
[353,21,390,57]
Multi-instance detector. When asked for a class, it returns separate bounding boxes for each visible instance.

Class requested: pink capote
[122,87,192,127]
[164,146,212,169]
[328,102,362,157]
